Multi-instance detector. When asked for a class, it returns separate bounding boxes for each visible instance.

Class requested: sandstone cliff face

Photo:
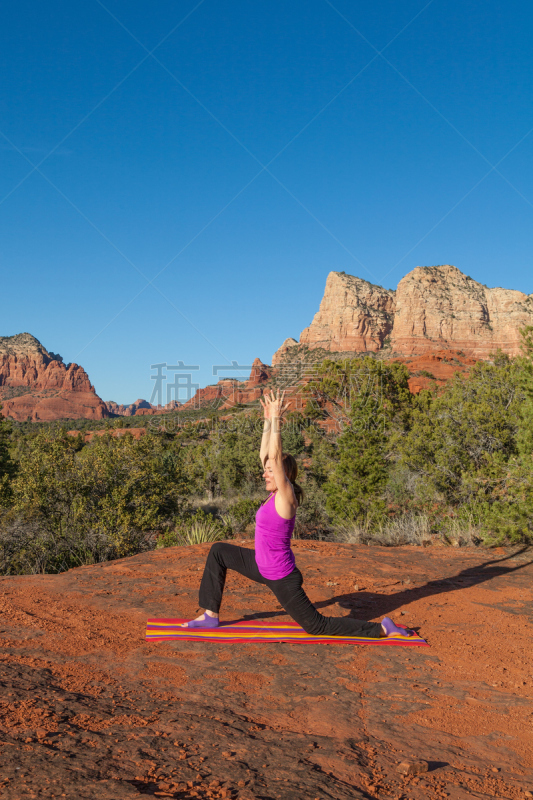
[0,333,108,421]
[295,272,395,359]
[274,266,533,362]
[391,265,533,357]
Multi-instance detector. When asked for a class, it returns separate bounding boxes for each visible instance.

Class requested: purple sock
[185,613,219,629]
[381,617,413,637]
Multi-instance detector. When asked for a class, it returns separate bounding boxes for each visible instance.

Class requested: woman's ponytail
[281,453,304,506]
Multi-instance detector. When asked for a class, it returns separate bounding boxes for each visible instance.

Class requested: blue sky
[1,0,532,405]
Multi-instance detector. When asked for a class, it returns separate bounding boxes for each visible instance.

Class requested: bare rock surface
[0,333,108,421]
[1,542,532,799]
[394,349,477,394]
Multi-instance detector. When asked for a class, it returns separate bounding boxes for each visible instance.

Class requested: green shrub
[399,356,522,503]
[0,406,15,507]
[221,498,261,533]
[293,479,330,539]
[0,510,152,575]
[333,511,432,547]
[183,519,227,545]
[4,430,190,571]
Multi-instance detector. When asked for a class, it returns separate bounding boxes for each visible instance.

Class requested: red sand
[0,541,531,799]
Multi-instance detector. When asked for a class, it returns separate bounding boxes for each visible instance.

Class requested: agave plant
[181,519,226,546]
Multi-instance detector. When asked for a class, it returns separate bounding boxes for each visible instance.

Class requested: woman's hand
[259,395,271,420]
[260,389,289,420]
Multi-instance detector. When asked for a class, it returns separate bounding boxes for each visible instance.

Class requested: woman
[182,390,411,639]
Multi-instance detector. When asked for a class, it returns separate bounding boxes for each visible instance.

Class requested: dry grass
[440,513,483,547]
[334,510,485,548]
[334,512,433,547]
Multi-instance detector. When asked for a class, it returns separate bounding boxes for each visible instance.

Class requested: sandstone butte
[0,541,531,799]
[0,333,108,422]
[273,265,533,364]
[105,400,189,417]
[179,358,273,412]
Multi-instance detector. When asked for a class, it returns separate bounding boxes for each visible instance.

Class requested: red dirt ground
[0,541,531,799]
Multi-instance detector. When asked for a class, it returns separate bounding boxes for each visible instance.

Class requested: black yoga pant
[199,542,382,639]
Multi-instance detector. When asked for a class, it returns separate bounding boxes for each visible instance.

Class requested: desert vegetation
[0,328,532,575]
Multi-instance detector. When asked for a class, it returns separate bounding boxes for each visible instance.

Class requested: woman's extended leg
[268,569,384,638]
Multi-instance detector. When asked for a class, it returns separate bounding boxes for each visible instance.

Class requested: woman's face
[263,459,277,492]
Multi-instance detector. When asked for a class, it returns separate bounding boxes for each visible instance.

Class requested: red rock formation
[395,349,477,394]
[105,398,157,416]
[0,333,108,421]
[179,379,237,410]
[273,265,533,362]
[181,359,273,411]
[272,337,299,365]
[247,357,272,388]
[294,272,395,360]
[391,265,533,357]
[178,349,473,417]
[218,358,273,409]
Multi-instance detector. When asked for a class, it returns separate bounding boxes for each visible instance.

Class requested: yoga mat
[146,618,429,647]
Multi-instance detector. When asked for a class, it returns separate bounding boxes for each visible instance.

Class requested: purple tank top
[255,493,296,580]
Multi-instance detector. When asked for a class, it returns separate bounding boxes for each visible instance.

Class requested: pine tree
[517,326,533,458]
[0,405,15,505]
[320,358,411,523]
[324,398,389,522]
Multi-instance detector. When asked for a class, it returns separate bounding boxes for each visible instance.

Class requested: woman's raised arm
[261,390,297,519]
[259,395,271,466]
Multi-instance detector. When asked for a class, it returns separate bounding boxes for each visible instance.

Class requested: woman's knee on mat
[281,598,326,636]
[298,615,326,636]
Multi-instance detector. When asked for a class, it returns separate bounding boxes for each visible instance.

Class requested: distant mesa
[105,398,154,417]
[0,333,108,422]
[272,265,533,364]
[105,399,183,417]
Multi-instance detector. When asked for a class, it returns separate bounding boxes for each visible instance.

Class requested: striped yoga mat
[146,618,429,647]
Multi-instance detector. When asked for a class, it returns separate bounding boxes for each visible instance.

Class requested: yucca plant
[182,519,226,545]
[156,509,230,548]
